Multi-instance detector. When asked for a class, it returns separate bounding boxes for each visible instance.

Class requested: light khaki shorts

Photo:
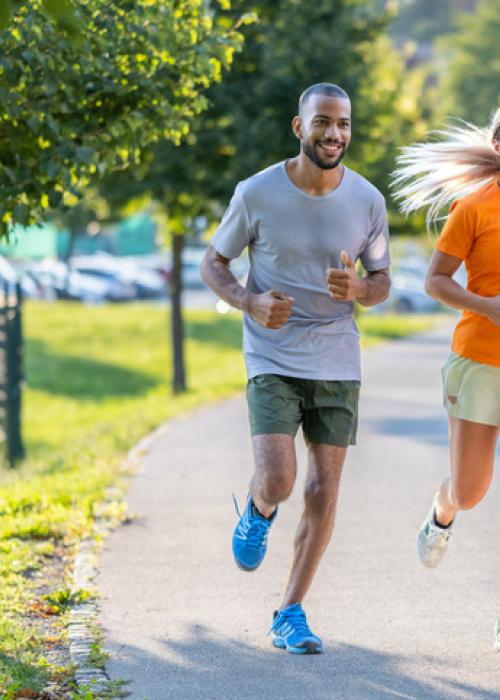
[442,353,500,426]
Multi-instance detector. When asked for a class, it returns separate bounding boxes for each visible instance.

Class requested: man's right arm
[201,244,252,313]
[200,245,294,329]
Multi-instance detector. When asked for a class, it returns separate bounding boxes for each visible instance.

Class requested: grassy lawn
[357,311,444,346]
[0,301,443,698]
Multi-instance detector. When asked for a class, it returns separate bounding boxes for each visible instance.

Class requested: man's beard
[303,140,346,170]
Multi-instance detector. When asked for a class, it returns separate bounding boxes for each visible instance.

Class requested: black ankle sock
[252,502,274,520]
[433,511,453,529]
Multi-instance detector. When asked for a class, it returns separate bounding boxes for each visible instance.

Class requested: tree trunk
[171,232,186,393]
[63,228,78,263]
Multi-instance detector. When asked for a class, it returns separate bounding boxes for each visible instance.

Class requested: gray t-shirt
[211,161,390,380]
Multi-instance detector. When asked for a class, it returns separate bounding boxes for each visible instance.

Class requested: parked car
[71,254,163,300]
[381,257,467,314]
[0,256,46,300]
[375,262,440,314]
[69,255,136,302]
[173,246,249,290]
[20,260,110,304]
[177,247,207,289]
[122,254,170,291]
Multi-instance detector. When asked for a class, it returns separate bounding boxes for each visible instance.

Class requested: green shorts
[442,353,500,426]
[247,374,360,447]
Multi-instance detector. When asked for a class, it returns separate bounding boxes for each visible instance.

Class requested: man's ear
[291,115,302,140]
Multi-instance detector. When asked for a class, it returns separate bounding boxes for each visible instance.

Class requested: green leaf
[48,190,63,207]
[76,146,95,164]
[0,0,13,30]
[42,0,81,34]
[234,12,258,28]
[13,203,30,225]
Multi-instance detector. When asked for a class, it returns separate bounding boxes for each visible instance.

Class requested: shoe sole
[234,558,261,572]
[272,638,323,654]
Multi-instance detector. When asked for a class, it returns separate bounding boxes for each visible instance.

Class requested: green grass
[21,304,245,462]
[0,301,442,697]
[357,311,443,347]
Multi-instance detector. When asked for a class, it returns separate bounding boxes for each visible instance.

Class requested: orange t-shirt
[436,179,500,367]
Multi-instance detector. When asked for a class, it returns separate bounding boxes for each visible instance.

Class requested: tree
[390,0,456,45]
[97,0,428,392]
[435,0,500,125]
[0,0,244,237]
[0,0,82,33]
[121,0,428,218]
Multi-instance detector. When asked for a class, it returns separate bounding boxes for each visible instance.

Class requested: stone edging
[68,420,174,696]
[69,543,108,694]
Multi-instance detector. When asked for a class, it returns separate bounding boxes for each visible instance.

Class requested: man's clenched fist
[248,290,294,329]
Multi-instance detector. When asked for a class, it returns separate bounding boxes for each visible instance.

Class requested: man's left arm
[327,251,390,307]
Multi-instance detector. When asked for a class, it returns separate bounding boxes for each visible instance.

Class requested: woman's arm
[425,250,500,325]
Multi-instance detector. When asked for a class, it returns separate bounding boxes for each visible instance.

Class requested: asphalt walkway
[97,323,500,700]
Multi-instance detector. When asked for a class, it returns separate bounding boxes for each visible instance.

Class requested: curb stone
[68,421,174,697]
[69,543,109,696]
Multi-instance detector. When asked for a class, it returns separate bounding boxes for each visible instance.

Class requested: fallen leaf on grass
[45,635,63,645]
[28,600,60,617]
[15,688,40,698]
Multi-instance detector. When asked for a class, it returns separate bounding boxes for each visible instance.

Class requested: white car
[71,253,163,300]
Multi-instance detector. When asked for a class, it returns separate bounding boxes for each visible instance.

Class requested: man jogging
[201,82,390,654]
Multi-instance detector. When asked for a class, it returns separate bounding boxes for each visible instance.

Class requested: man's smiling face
[295,94,351,170]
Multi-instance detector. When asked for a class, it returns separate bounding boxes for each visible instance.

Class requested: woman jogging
[392,108,500,644]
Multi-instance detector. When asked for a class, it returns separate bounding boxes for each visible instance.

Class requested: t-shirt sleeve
[211,184,254,259]
[359,195,390,271]
[435,200,476,260]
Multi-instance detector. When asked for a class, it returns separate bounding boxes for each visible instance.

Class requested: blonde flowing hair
[391,108,500,231]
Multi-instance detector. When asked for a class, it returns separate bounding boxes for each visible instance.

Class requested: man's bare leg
[250,434,297,517]
[232,433,296,572]
[280,442,347,609]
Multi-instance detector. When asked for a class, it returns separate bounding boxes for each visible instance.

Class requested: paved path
[97,324,500,700]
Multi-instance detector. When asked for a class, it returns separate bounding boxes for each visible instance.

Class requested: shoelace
[270,606,312,637]
[244,519,270,550]
[232,493,242,518]
[428,515,452,542]
[233,494,270,551]
[429,526,451,542]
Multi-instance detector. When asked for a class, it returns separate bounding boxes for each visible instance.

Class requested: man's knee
[259,467,294,504]
[252,434,296,504]
[304,477,338,515]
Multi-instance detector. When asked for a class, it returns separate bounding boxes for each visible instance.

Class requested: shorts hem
[250,427,298,438]
[446,406,500,427]
[251,428,356,447]
[305,434,356,447]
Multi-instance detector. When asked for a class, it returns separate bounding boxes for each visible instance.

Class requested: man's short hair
[299,83,350,115]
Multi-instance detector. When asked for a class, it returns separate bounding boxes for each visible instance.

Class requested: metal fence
[0,282,25,467]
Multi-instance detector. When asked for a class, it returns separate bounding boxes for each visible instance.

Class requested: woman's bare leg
[435,417,498,525]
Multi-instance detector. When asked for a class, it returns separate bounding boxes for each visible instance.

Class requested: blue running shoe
[232,495,277,571]
[270,603,323,654]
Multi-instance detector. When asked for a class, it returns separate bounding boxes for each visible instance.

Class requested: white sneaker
[417,494,454,568]
[494,620,500,652]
